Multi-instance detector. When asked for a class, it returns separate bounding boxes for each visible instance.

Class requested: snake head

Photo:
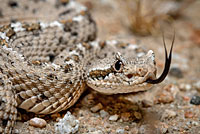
[87,34,174,94]
[86,46,158,94]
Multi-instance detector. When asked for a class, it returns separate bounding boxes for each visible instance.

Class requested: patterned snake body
[0,0,173,133]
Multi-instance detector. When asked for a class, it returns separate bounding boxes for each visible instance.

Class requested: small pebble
[99,110,109,118]
[190,95,200,105]
[109,114,119,121]
[29,117,47,128]
[116,128,125,134]
[179,83,192,91]
[161,109,177,120]
[184,111,194,118]
[183,96,190,101]
[90,103,103,112]
[191,121,199,126]
[157,94,173,104]
[169,67,183,78]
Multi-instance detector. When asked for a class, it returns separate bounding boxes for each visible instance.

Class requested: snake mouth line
[146,33,175,84]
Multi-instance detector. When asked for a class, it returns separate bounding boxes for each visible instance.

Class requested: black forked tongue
[146,33,175,84]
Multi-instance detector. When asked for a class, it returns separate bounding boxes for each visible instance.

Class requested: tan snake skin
[0,0,173,133]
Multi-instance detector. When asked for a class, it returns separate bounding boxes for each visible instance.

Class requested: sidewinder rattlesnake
[0,0,174,133]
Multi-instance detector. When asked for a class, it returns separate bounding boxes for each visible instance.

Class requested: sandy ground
[2,0,200,133]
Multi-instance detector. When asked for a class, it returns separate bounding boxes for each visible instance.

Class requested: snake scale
[0,0,174,133]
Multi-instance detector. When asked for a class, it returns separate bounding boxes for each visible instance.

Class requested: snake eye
[114,60,123,72]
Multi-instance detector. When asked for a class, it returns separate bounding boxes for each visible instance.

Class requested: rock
[161,109,177,120]
[169,67,183,78]
[29,117,47,128]
[90,103,103,113]
[190,95,200,105]
[55,111,79,134]
[116,128,125,134]
[109,114,119,121]
[99,110,109,118]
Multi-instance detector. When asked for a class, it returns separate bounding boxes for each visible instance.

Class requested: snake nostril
[126,74,133,79]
